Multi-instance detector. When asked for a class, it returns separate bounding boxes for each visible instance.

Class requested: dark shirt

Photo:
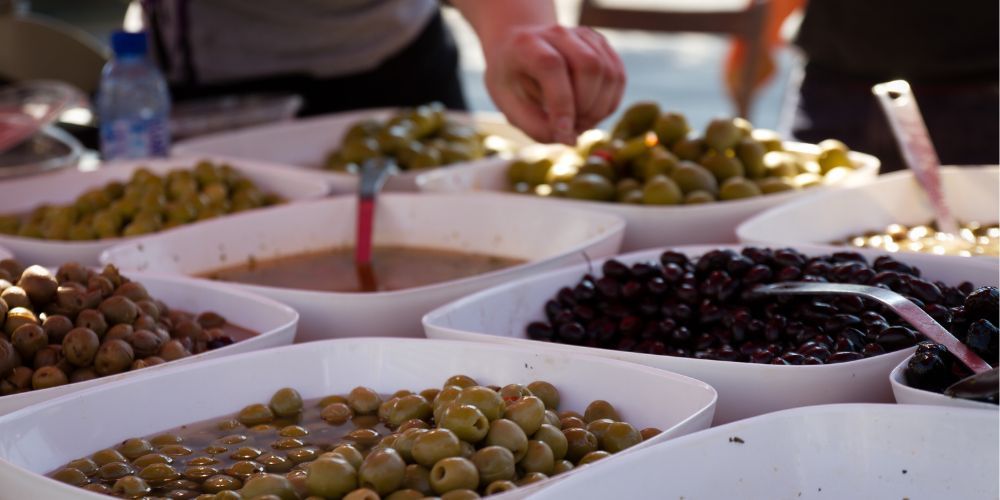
[796,0,999,82]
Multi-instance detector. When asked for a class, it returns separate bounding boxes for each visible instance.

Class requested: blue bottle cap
[111,31,148,58]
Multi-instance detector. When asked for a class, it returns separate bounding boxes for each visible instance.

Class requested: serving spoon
[754,282,997,400]
[354,158,394,292]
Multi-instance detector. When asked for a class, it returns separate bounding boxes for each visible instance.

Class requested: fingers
[538,26,606,133]
[574,27,626,131]
[519,33,578,144]
[488,71,554,142]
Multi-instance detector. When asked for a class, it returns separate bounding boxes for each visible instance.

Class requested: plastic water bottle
[98,31,171,160]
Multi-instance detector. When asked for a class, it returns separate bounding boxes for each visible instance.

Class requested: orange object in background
[724,0,803,109]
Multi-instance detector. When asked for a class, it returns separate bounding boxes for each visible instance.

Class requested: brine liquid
[199,246,525,292]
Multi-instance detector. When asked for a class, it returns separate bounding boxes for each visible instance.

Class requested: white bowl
[0,155,332,267]
[173,108,535,192]
[890,353,998,410]
[0,273,298,415]
[101,193,625,341]
[423,244,999,424]
[0,244,12,260]
[0,338,718,500]
[737,166,1000,261]
[415,142,881,252]
[530,404,999,499]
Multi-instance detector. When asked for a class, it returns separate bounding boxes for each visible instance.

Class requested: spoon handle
[872,80,959,235]
[354,158,394,266]
[754,282,993,374]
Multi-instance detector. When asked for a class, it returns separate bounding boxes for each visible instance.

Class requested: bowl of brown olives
[0,338,717,499]
[424,244,997,424]
[175,105,534,192]
[738,165,999,260]
[417,102,880,251]
[0,258,298,415]
[0,157,330,266]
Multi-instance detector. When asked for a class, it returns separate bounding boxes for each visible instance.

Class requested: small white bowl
[0,155,332,267]
[101,193,625,341]
[0,273,298,415]
[737,166,1000,261]
[890,353,998,410]
[173,108,535,192]
[415,142,881,251]
[529,404,999,499]
[423,244,999,424]
[0,338,718,500]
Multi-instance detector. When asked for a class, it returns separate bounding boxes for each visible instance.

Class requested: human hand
[482,25,625,145]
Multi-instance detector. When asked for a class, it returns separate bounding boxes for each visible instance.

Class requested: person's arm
[451,0,625,144]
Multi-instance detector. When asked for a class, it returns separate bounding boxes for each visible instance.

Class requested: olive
[0,339,20,379]
[76,309,108,338]
[439,404,490,443]
[817,139,852,173]
[684,190,716,204]
[611,136,649,167]
[230,447,262,460]
[671,137,705,161]
[553,459,574,475]
[133,454,172,469]
[641,175,683,205]
[566,174,616,202]
[577,450,612,465]
[532,424,568,460]
[719,176,763,200]
[31,365,68,389]
[522,159,553,186]
[485,479,517,495]
[1,286,31,310]
[670,161,718,195]
[115,281,151,303]
[113,475,152,496]
[269,387,303,417]
[358,448,406,495]
[17,265,58,305]
[640,427,663,441]
[67,457,99,477]
[755,177,797,194]
[562,428,599,463]
[94,339,134,375]
[577,156,616,181]
[82,484,113,495]
[119,438,154,460]
[441,489,480,500]
[385,489,425,500]
[600,421,642,452]
[93,448,127,466]
[497,383,531,402]
[159,339,190,361]
[704,118,742,150]
[183,464,221,481]
[345,428,381,448]
[503,396,546,436]
[633,149,677,181]
[318,402,352,426]
[470,445,515,487]
[518,440,555,475]
[559,416,586,429]
[484,419,528,461]
[343,487,381,500]
[794,172,824,188]
[325,445,362,472]
[583,400,620,422]
[386,394,432,428]
[700,151,745,182]
[612,102,660,139]
[238,403,275,426]
[517,471,548,486]
[99,296,139,326]
[348,386,383,415]
[736,139,767,178]
[2,366,31,394]
[203,474,242,493]
[763,151,799,177]
[411,428,462,468]
[653,112,690,145]
[429,456,479,495]
[52,467,88,486]
[11,323,46,361]
[240,473,297,500]
[524,381,559,411]
[100,461,137,481]
[306,457,357,498]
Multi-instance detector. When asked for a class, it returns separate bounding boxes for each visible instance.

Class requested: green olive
[719,176,763,200]
[485,479,517,495]
[641,175,683,205]
[118,438,154,460]
[237,403,274,426]
[704,118,742,150]
[653,112,690,145]
[578,450,612,465]
[470,445,515,487]
[52,467,88,486]
[343,487,381,500]
[611,136,649,167]
[402,463,432,495]
[684,190,716,204]
[634,152,677,182]
[484,418,528,462]
[671,137,705,161]
[699,151,745,182]
[517,471,548,486]
[348,386,383,415]
[532,424,568,460]
[583,400,620,422]
[455,386,505,422]
[358,448,406,495]
[525,381,559,411]
[203,474,242,493]
[306,457,357,499]
[670,161,718,195]
[736,139,767,178]
[562,428,599,463]
[612,101,661,139]
[329,445,364,471]
[429,457,479,495]
[269,387,303,418]
[386,394,432,428]
[566,173,615,202]
[411,428,462,468]
[577,156,616,181]
[518,440,555,475]
[599,421,642,453]
[240,473,297,500]
[92,448,127,466]
[522,159,552,186]
[439,404,490,443]
[817,139,852,173]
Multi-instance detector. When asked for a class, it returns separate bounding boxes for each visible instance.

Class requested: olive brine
[50,377,659,499]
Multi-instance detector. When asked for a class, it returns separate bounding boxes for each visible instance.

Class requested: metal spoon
[872,80,960,236]
[753,282,992,374]
[354,158,394,292]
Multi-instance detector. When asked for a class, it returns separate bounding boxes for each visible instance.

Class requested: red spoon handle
[355,198,375,266]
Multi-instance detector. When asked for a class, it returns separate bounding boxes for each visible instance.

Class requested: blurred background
[4,0,798,133]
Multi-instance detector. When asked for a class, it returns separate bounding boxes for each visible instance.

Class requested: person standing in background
[139,0,625,145]
[727,0,998,172]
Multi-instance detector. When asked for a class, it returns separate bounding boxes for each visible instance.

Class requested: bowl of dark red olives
[424,245,998,423]
[890,286,998,409]
[0,258,298,415]
[0,338,717,499]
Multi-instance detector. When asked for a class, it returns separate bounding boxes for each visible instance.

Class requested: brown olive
[94,339,134,376]
[5,307,38,336]
[1,285,30,310]
[114,281,150,302]
[99,295,140,325]
[159,339,190,361]
[76,309,108,338]
[32,345,61,369]
[55,262,89,285]
[42,315,74,344]
[17,265,58,305]
[62,327,100,367]
[2,366,32,394]
[130,329,163,358]
[11,323,47,361]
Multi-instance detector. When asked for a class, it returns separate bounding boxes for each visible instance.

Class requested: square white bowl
[0,272,298,415]
[423,244,999,424]
[529,404,999,499]
[0,155,332,267]
[173,108,535,192]
[101,193,625,341]
[0,338,717,499]
[890,353,998,411]
[415,142,881,252]
[736,166,1000,262]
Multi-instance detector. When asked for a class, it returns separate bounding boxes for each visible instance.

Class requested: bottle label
[100,117,171,160]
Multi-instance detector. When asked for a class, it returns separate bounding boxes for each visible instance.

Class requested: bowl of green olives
[528,404,998,498]
[737,165,1000,260]
[0,156,330,267]
[424,244,998,424]
[0,259,298,415]
[174,105,534,192]
[100,193,625,341]
[417,103,880,252]
[0,338,717,499]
